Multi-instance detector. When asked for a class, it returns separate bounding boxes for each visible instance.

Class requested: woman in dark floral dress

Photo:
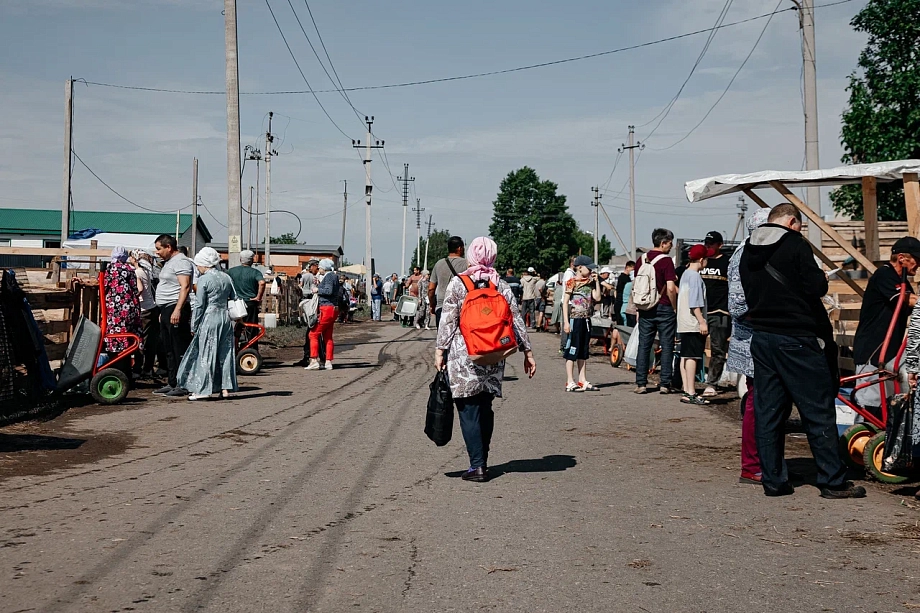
[103,246,142,355]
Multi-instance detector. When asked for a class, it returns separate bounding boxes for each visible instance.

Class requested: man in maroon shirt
[635,228,678,394]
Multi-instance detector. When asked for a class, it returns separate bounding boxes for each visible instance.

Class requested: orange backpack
[458,276,518,365]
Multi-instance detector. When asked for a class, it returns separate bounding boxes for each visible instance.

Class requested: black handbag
[883,392,916,476]
[424,369,453,446]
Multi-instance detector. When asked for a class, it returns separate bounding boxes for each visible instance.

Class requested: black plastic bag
[883,393,916,476]
[425,370,453,446]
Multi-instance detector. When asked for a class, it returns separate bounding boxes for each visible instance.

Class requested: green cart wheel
[90,368,130,405]
[863,431,909,484]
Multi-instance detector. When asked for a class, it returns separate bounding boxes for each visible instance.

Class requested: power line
[301,0,361,118]
[71,149,191,214]
[77,2,853,97]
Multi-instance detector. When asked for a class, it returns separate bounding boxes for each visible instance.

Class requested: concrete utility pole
[398,164,415,277]
[412,198,425,269]
[247,186,254,250]
[619,126,644,259]
[245,146,262,256]
[341,180,348,260]
[591,186,602,264]
[352,117,384,305]
[795,0,822,244]
[731,195,749,242]
[224,0,243,268]
[424,214,434,271]
[60,77,73,249]
[191,158,199,254]
[264,111,275,269]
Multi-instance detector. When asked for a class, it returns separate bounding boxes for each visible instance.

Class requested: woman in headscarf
[435,237,537,482]
[176,247,238,400]
[102,246,143,360]
[726,207,771,484]
[305,258,340,370]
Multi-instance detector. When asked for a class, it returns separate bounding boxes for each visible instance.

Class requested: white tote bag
[228,298,249,321]
[624,327,641,367]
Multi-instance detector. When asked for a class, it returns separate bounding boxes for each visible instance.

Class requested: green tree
[411,228,452,271]
[830,0,920,220]
[488,167,580,274]
[575,229,615,264]
[270,232,298,244]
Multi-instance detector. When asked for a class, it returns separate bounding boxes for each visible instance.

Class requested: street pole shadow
[444,454,577,480]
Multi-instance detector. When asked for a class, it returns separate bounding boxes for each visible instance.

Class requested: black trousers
[751,331,846,490]
[159,302,192,388]
[706,313,732,385]
[137,306,161,374]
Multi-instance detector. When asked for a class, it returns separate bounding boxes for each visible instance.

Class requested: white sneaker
[425,325,431,330]
[188,394,211,401]
[324,361,333,370]
[304,359,321,371]
[415,323,421,329]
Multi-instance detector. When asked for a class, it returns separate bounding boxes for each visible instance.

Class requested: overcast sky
[0,0,869,273]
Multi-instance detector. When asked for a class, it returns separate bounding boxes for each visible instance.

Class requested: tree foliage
[830,0,920,220]
[575,229,615,264]
[270,232,299,245]
[411,228,452,272]
[488,167,582,274]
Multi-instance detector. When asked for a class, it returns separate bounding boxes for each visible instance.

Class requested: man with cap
[677,244,712,404]
[852,236,919,408]
[699,230,730,397]
[562,255,602,391]
[520,266,540,328]
[227,249,266,349]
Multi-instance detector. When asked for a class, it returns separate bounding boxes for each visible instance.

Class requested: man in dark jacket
[740,203,865,499]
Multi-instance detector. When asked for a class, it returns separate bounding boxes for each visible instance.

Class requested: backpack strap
[445,257,460,277]
[649,254,668,266]
[459,275,475,293]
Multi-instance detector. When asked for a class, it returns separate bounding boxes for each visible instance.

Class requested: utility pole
[591,186,602,264]
[795,0,822,244]
[412,198,425,269]
[55,77,73,284]
[731,195,749,242]
[424,214,435,271]
[247,186,254,250]
[245,146,262,257]
[224,0,243,268]
[619,126,644,259]
[191,158,199,254]
[340,180,348,260]
[264,111,276,269]
[398,164,415,276]
[352,116,384,305]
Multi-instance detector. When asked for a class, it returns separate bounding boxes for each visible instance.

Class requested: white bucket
[263,313,278,329]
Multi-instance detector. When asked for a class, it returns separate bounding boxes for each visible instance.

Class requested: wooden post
[862,177,879,262]
[769,181,877,273]
[89,239,98,275]
[904,173,920,237]
[743,188,865,297]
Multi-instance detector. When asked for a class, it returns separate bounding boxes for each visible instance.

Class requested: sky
[0,0,870,274]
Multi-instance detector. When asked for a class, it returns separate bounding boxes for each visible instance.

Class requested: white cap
[527,266,535,273]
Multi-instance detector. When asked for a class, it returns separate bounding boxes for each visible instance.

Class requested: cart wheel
[90,368,130,405]
[863,432,909,484]
[610,343,625,368]
[237,349,263,375]
[839,423,873,468]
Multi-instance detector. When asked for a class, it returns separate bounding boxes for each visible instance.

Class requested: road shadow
[330,361,375,370]
[230,391,294,400]
[444,454,577,480]
[785,457,866,487]
[595,381,633,389]
[0,433,86,453]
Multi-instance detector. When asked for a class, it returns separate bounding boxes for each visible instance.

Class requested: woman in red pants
[305,259,340,371]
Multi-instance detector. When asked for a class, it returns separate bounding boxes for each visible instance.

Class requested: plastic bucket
[263,313,278,329]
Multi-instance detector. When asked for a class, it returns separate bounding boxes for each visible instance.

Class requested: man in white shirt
[152,234,193,396]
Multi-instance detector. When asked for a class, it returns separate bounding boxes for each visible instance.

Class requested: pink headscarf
[460,236,501,286]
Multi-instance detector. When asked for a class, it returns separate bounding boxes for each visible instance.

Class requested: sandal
[578,381,599,391]
[680,394,710,405]
[565,382,582,392]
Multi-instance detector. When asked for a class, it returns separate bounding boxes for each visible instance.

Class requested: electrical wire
[301,0,363,120]
[72,149,191,213]
[199,199,228,229]
[600,148,624,193]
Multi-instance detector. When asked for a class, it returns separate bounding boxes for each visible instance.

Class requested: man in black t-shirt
[699,231,730,396]
[852,236,919,407]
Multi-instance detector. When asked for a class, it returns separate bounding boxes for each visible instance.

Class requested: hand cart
[236,321,266,375]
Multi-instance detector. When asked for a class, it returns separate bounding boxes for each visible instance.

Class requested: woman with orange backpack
[435,236,537,482]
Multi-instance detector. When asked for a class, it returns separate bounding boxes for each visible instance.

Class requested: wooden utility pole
[264,112,275,269]
[619,126,643,259]
[398,164,415,277]
[55,78,74,285]
[591,186,601,264]
[352,117,384,305]
[341,180,348,260]
[862,177,879,262]
[412,198,425,268]
[247,186,254,250]
[191,158,199,255]
[224,0,243,268]
[424,215,434,271]
[795,0,822,245]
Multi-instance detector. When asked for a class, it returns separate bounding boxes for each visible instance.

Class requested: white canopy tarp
[685,160,920,203]
[339,264,367,275]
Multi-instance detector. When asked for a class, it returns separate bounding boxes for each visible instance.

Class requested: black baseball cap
[892,236,920,259]
[704,231,724,245]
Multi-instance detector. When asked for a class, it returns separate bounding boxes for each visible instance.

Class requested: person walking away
[305,259,340,371]
[389,274,400,320]
[129,249,158,378]
[613,261,635,326]
[677,245,711,405]
[294,260,320,367]
[562,255,602,392]
[634,229,678,394]
[435,236,536,482]
[534,272,547,331]
[382,274,395,320]
[153,234,194,397]
[503,267,523,306]
[740,203,865,499]
[700,231,731,397]
[416,271,431,329]
[428,236,468,326]
[727,208,771,484]
[551,258,576,353]
[102,246,143,378]
[227,249,265,350]
[370,273,383,321]
[176,247,238,400]
[403,267,423,327]
[852,236,919,409]
[620,273,635,327]
[520,267,539,328]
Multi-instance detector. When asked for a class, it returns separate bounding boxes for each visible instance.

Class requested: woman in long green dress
[177,247,239,400]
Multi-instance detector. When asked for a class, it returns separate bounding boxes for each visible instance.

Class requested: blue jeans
[751,331,846,490]
[456,392,495,469]
[636,303,676,388]
[371,297,382,320]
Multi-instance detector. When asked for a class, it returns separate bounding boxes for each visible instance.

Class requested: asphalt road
[2,322,919,613]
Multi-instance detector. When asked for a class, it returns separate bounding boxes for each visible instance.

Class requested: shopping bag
[624,327,640,366]
[882,392,916,476]
[228,299,249,321]
[424,370,453,446]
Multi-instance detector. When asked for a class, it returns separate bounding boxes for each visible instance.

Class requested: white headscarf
[319,258,334,271]
[194,247,221,269]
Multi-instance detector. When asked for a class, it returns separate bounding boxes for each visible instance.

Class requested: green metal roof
[0,208,212,242]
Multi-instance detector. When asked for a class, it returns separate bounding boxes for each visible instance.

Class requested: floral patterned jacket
[726,244,754,378]
[436,276,532,399]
